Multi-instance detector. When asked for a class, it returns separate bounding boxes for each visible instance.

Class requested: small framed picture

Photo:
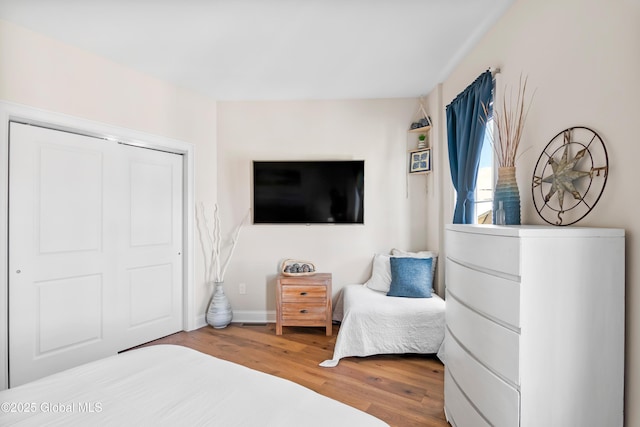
[409,148,431,173]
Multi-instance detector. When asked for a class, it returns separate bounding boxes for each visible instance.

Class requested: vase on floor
[493,166,521,225]
[206,282,233,329]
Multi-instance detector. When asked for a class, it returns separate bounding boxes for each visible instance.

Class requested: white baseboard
[232,310,276,324]
[192,310,276,330]
[193,314,207,330]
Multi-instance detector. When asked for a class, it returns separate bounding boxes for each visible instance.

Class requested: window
[475,118,494,224]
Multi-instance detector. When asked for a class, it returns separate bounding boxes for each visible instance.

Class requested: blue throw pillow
[387,257,433,298]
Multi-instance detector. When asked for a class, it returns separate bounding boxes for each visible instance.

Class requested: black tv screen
[253,160,364,224]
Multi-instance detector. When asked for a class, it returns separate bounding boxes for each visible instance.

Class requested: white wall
[216,99,435,320]
[0,19,218,321]
[0,18,438,325]
[427,0,640,424]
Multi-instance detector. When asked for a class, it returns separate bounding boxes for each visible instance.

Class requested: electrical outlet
[239,283,246,294]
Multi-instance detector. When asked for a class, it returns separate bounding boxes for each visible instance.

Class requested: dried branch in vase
[483,74,535,168]
[196,203,251,283]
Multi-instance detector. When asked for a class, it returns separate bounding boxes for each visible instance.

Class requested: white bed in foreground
[320,284,445,367]
[0,345,388,427]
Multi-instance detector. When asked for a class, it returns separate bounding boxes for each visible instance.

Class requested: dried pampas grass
[483,75,535,167]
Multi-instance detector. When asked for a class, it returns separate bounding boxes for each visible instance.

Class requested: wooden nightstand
[276,273,332,336]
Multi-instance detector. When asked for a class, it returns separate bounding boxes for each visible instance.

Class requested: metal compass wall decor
[531,126,608,226]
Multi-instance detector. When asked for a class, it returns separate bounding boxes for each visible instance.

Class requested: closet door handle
[300,292,307,296]
[300,309,308,313]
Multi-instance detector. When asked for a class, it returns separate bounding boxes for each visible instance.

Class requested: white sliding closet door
[8,123,183,387]
[9,123,120,386]
[118,144,183,349]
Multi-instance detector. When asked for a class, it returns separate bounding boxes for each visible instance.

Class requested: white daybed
[320,250,445,367]
[0,345,388,427]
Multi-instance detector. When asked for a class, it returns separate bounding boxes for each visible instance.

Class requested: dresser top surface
[445,224,624,238]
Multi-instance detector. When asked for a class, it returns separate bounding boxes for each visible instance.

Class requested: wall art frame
[409,148,431,174]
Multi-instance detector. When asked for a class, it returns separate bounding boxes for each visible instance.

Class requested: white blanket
[0,345,388,427]
[320,284,445,367]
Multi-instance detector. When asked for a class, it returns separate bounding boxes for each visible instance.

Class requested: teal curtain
[446,71,493,224]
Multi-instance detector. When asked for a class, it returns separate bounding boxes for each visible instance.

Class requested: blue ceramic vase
[493,167,521,225]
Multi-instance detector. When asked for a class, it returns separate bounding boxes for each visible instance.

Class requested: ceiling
[0,0,514,101]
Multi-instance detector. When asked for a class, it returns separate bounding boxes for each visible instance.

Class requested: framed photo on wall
[409,148,431,174]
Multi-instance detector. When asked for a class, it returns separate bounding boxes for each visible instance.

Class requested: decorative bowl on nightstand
[281,259,316,276]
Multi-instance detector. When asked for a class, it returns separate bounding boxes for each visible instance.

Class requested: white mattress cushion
[321,285,445,367]
[0,345,389,426]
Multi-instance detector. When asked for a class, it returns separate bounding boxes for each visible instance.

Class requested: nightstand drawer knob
[300,309,308,313]
[300,292,308,296]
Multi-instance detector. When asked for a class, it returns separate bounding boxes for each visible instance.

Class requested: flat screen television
[252,160,364,224]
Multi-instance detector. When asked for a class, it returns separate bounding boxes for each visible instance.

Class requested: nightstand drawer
[281,304,327,321]
[281,285,327,302]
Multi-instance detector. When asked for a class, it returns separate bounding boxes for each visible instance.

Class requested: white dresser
[443,224,624,427]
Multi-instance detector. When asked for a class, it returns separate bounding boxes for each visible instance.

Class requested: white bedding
[0,345,388,426]
[320,284,445,367]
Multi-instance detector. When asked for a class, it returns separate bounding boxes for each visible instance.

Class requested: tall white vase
[206,282,232,329]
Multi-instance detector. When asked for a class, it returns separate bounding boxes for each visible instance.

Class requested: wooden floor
[143,323,448,427]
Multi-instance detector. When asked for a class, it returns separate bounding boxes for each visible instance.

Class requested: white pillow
[390,248,438,286]
[391,248,437,258]
[364,254,392,292]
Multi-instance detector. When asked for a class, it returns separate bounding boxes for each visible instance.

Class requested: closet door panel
[38,145,103,253]
[130,161,174,246]
[128,264,174,326]
[37,274,103,354]
[118,145,183,349]
[8,123,119,387]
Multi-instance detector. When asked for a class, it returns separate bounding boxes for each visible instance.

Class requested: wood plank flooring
[142,323,448,427]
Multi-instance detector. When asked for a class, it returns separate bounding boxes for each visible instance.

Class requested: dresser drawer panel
[281,285,327,302]
[446,259,520,328]
[446,295,520,385]
[446,230,520,276]
[444,368,491,427]
[445,331,520,426]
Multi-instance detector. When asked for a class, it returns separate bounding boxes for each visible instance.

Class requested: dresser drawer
[445,331,519,427]
[446,229,520,276]
[446,294,520,385]
[444,368,491,427]
[446,258,520,328]
[281,285,326,302]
